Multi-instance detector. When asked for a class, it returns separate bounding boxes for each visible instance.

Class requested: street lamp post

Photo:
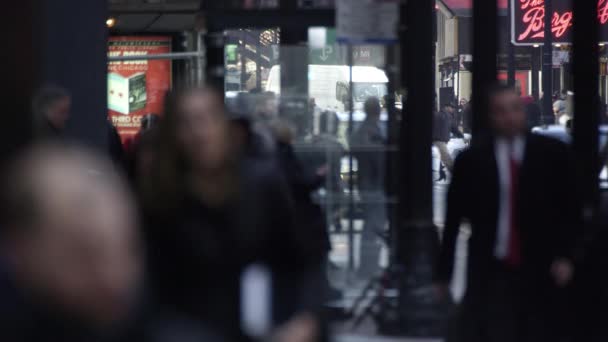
[542,0,553,124]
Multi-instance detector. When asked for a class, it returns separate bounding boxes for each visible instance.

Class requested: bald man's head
[0,144,141,327]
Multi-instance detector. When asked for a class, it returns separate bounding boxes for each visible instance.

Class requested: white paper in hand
[240,264,272,338]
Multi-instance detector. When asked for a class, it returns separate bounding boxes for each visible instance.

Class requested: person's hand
[551,258,574,287]
[433,283,450,302]
[271,313,319,342]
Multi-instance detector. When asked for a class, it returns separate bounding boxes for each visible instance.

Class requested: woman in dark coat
[140,87,322,342]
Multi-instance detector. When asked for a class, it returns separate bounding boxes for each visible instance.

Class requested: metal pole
[347,44,355,276]
[398,0,442,336]
[542,0,553,124]
[197,31,206,85]
[256,32,262,90]
[240,31,248,90]
[204,30,226,95]
[531,47,540,101]
[472,0,498,137]
[2,0,37,163]
[108,51,205,62]
[385,45,399,266]
[572,0,600,216]
[507,0,516,87]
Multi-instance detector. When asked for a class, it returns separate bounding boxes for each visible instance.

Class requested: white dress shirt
[494,136,525,260]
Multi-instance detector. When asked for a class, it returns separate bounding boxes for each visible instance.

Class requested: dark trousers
[449,264,552,342]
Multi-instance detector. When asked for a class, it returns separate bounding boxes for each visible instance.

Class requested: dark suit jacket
[143,158,322,342]
[436,134,580,297]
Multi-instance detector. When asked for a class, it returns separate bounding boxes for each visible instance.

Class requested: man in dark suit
[350,97,387,279]
[435,84,580,341]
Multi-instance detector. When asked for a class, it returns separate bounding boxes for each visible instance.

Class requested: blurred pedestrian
[433,102,462,172]
[231,92,277,158]
[0,144,142,341]
[228,108,276,161]
[31,85,71,140]
[140,87,322,342]
[553,90,568,125]
[269,117,331,278]
[457,98,468,128]
[312,111,346,231]
[436,84,580,342]
[350,97,387,279]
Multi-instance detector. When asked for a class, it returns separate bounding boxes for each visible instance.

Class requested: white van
[265,64,389,115]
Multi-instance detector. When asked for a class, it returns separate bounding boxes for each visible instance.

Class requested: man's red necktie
[506,154,522,267]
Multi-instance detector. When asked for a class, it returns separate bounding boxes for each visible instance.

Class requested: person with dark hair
[350,97,386,279]
[31,85,71,139]
[433,102,462,173]
[553,89,568,124]
[268,117,333,289]
[140,87,323,342]
[313,111,346,231]
[0,144,142,341]
[436,84,580,342]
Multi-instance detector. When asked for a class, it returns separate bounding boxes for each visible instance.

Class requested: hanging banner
[511,0,608,45]
[107,36,172,144]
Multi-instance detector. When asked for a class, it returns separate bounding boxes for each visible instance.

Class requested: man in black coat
[435,85,580,342]
[350,97,387,279]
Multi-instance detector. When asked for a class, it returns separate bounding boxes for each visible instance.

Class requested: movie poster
[107,36,172,144]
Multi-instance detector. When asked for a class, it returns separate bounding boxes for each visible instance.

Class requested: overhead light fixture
[106,17,116,28]
[533,44,540,48]
[554,43,562,47]
[600,43,606,47]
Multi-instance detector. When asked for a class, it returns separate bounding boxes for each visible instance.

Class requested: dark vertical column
[256,32,262,90]
[572,0,600,214]
[241,31,248,90]
[41,0,109,151]
[1,0,37,164]
[398,0,442,336]
[472,0,497,137]
[279,1,309,133]
[204,31,226,94]
[531,47,540,101]
[507,0,516,87]
[542,0,553,123]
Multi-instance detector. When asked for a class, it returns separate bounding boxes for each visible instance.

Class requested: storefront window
[222,26,398,290]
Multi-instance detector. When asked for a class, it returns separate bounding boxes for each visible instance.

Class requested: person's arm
[435,152,468,286]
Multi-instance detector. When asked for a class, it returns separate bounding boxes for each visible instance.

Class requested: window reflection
[223,31,399,287]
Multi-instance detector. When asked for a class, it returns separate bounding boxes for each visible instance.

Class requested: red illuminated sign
[511,0,608,45]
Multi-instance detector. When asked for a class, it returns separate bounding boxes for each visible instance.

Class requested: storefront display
[107,36,172,144]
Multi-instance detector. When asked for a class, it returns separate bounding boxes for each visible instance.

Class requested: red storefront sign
[107,36,172,144]
[511,0,608,45]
